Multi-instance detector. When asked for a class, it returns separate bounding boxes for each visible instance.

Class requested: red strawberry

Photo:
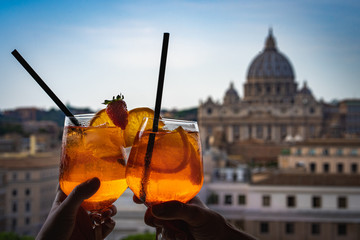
[103,94,129,130]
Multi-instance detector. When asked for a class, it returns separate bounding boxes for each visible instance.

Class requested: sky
[1,0,359,112]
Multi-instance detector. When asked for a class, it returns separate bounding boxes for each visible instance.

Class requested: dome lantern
[265,28,277,51]
[244,29,298,104]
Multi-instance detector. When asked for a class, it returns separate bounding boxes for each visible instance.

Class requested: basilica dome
[247,29,294,80]
[243,29,298,103]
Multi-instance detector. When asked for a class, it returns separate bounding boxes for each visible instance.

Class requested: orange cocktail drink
[59,114,128,211]
[126,117,203,205]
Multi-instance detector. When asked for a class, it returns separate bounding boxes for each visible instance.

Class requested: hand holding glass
[59,114,128,218]
[126,117,203,205]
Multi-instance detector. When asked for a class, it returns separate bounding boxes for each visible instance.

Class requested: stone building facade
[0,151,59,236]
[198,29,324,162]
[279,138,360,174]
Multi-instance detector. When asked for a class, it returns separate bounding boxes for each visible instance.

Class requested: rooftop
[294,138,360,147]
[0,150,60,169]
[252,173,360,187]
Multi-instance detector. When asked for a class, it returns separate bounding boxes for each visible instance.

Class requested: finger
[62,177,100,212]
[151,201,207,226]
[102,218,115,238]
[133,195,143,204]
[101,205,117,218]
[144,207,157,227]
[188,196,207,208]
[53,187,66,205]
[52,185,66,213]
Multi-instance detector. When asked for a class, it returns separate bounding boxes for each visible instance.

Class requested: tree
[0,232,34,240]
[121,233,156,240]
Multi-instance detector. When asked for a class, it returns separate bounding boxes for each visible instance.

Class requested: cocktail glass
[126,117,203,206]
[59,114,128,224]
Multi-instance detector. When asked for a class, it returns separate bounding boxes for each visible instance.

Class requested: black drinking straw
[11,49,80,126]
[140,33,170,202]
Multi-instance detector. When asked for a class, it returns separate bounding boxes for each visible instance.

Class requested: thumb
[151,201,205,226]
[62,177,100,212]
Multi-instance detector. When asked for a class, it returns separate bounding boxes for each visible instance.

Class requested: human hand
[134,195,256,240]
[36,178,117,240]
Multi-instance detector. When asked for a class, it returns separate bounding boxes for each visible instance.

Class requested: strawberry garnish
[103,94,129,130]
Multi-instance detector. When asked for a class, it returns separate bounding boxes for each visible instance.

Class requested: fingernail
[152,205,165,216]
[86,177,100,190]
[101,209,113,218]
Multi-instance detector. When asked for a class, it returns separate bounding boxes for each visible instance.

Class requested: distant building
[279,138,360,174]
[0,150,59,236]
[199,29,323,145]
[339,99,360,137]
[198,29,360,164]
[0,168,6,232]
[204,173,360,240]
[3,108,38,122]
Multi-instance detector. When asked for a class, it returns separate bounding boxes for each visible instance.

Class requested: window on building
[349,149,358,156]
[256,125,263,139]
[238,195,246,205]
[308,148,315,156]
[351,163,358,173]
[206,193,219,205]
[311,223,321,235]
[224,195,232,205]
[248,125,252,138]
[267,125,272,140]
[12,189,17,196]
[323,163,329,173]
[309,125,315,137]
[12,173,17,181]
[25,188,31,196]
[322,148,329,156]
[25,201,31,212]
[287,196,296,208]
[285,222,295,234]
[12,202,17,213]
[336,148,343,156]
[25,172,31,180]
[312,196,321,208]
[207,108,212,115]
[337,163,344,173]
[338,196,347,209]
[262,195,271,207]
[233,125,240,140]
[266,85,271,93]
[337,224,347,236]
[260,222,269,234]
[25,217,30,225]
[295,148,302,156]
[310,163,316,173]
[207,126,213,135]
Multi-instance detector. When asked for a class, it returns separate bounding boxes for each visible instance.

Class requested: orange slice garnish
[90,109,115,127]
[123,107,156,147]
[150,126,190,173]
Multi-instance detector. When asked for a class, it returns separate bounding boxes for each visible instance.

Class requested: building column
[227,125,233,143]
[273,125,280,142]
[263,125,268,140]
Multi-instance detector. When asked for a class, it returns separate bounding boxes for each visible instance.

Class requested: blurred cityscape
[1,29,360,239]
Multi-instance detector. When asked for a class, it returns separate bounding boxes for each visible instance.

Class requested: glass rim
[144,117,198,124]
[71,113,95,118]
